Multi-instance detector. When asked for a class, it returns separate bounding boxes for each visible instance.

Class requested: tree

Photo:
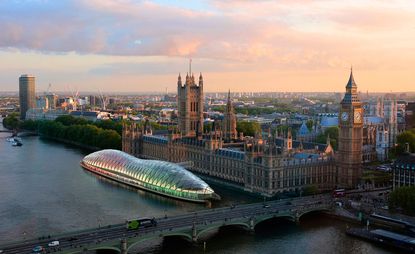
[204,122,213,132]
[303,185,319,195]
[316,126,339,149]
[389,186,415,215]
[306,119,314,131]
[33,118,122,150]
[237,121,261,137]
[2,113,21,130]
[396,129,415,154]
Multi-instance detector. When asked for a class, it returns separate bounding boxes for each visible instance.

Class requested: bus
[333,189,346,198]
[126,217,157,230]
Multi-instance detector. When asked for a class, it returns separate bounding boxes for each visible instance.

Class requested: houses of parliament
[122,70,363,196]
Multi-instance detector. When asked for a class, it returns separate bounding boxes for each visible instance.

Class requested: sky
[0,0,415,93]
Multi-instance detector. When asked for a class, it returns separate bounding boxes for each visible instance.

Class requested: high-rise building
[177,72,204,137]
[19,74,36,120]
[337,69,364,188]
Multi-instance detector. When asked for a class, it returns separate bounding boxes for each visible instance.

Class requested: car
[263,204,270,208]
[48,240,59,247]
[0,249,3,253]
[32,245,44,253]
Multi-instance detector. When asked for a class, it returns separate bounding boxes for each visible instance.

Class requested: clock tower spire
[337,68,363,188]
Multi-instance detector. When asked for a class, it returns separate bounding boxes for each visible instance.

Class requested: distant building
[361,94,399,161]
[36,96,48,109]
[25,108,68,121]
[393,145,415,189]
[69,111,101,122]
[19,74,36,119]
[46,94,59,109]
[406,102,415,130]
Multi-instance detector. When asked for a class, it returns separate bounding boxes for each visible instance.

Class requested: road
[0,195,331,254]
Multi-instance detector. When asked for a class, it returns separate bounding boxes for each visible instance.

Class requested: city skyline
[1,0,415,93]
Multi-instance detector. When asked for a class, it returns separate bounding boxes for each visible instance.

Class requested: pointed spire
[342,67,360,104]
[199,72,203,87]
[326,134,331,146]
[346,66,357,89]
[177,73,182,87]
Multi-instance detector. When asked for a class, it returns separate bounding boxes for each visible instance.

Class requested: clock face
[341,112,349,121]
[354,111,362,123]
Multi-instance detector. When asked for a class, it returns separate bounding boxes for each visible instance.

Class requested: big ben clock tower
[337,68,363,188]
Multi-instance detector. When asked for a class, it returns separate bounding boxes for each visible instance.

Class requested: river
[0,122,399,254]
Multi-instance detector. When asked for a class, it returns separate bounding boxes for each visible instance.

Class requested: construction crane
[44,83,52,96]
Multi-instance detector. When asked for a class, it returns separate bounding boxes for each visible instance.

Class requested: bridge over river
[0,195,333,254]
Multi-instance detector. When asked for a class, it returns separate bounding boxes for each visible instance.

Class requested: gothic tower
[223,90,237,141]
[177,70,204,137]
[337,68,363,188]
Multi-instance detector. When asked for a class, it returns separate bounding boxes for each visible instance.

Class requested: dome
[81,149,217,202]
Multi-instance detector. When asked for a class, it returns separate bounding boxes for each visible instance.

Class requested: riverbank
[40,134,100,151]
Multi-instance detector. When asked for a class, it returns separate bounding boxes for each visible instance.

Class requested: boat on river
[81,149,220,203]
[346,227,415,252]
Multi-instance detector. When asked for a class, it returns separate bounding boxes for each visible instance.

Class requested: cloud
[2,0,402,68]
[1,0,415,92]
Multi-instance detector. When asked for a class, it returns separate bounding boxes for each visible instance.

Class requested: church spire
[346,66,357,89]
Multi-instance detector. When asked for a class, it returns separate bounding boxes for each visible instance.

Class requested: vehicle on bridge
[32,245,44,253]
[127,217,157,230]
[81,149,220,203]
[48,240,59,247]
[333,189,345,198]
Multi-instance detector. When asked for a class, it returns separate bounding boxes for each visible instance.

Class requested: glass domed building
[81,149,219,203]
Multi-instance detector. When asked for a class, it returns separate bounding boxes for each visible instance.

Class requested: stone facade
[177,73,204,137]
[222,90,237,141]
[122,71,339,196]
[122,125,337,196]
[337,69,364,188]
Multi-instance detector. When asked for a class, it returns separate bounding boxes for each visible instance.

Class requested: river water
[0,122,399,254]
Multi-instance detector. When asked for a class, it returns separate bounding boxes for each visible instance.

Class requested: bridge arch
[296,207,330,221]
[127,232,192,252]
[253,214,296,228]
[65,246,121,254]
[93,246,122,253]
[196,222,251,241]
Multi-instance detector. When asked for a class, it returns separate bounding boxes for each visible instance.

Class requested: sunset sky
[0,0,414,93]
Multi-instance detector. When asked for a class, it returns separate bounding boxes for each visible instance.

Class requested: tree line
[4,114,122,150]
[389,186,415,215]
